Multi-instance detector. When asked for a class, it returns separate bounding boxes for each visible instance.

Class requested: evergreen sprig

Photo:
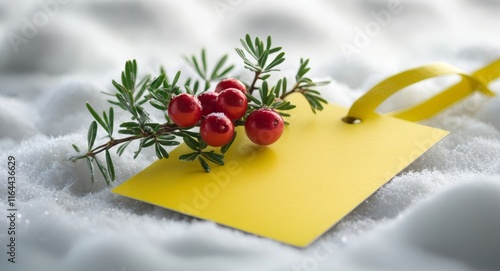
[184,49,235,92]
[280,58,330,113]
[235,34,286,94]
[69,34,330,184]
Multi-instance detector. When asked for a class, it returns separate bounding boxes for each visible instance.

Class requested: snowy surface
[1,0,500,270]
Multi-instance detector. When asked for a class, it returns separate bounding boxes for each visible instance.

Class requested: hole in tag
[342,116,361,124]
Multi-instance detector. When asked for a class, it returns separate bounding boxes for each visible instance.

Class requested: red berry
[214,78,247,94]
[197,92,219,117]
[167,93,202,127]
[200,113,234,147]
[215,88,248,121]
[245,109,284,145]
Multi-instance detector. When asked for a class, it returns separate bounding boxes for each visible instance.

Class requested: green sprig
[184,49,235,92]
[68,34,330,184]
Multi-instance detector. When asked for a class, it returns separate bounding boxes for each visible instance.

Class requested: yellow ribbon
[346,60,500,122]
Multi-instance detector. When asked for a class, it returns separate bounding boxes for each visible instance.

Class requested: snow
[1,0,500,270]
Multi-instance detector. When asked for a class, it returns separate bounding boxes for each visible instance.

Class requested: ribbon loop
[346,61,499,122]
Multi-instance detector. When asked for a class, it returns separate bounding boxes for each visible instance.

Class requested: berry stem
[86,123,180,157]
[280,81,302,100]
[248,71,261,95]
[87,135,142,157]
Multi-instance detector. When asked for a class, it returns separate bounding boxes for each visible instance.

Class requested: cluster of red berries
[167,78,285,147]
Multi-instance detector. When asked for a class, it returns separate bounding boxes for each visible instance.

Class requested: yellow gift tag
[113,61,498,247]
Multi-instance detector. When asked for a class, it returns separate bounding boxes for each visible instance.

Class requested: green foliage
[184,49,235,92]
[293,58,330,113]
[235,34,285,74]
[68,34,330,184]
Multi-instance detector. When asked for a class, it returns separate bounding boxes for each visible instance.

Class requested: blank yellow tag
[113,60,499,247]
[112,93,447,247]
